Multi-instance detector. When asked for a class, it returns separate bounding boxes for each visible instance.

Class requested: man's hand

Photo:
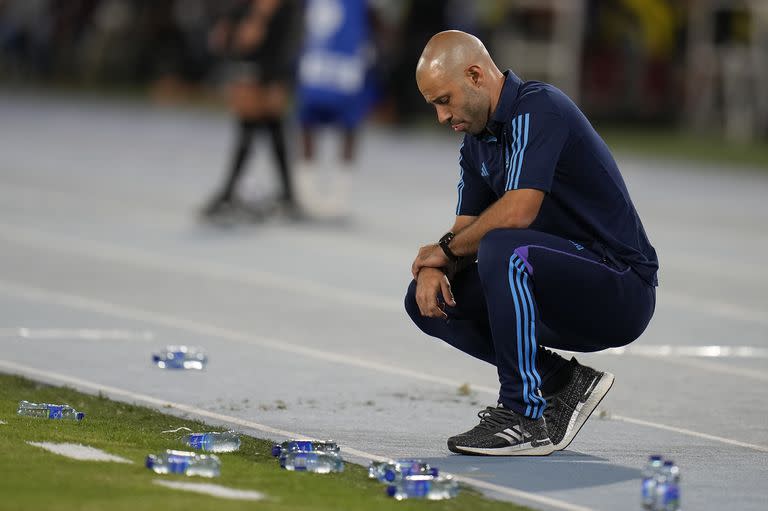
[414,267,456,319]
[411,244,450,279]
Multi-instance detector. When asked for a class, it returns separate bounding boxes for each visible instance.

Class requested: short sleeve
[504,111,569,193]
[456,138,495,216]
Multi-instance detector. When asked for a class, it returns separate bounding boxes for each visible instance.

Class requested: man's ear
[466,65,483,87]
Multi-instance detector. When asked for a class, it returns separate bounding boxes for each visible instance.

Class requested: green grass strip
[0,373,533,511]
[598,125,768,170]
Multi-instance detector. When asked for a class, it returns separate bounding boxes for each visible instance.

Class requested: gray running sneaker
[447,405,555,456]
[544,358,615,451]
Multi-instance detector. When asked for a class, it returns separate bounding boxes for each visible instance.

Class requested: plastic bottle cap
[145,456,155,469]
[271,445,281,457]
[386,485,396,497]
[76,412,85,421]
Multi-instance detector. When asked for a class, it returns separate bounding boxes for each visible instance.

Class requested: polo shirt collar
[478,70,522,141]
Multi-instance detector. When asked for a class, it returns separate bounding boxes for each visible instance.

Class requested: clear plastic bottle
[182,431,241,453]
[369,459,438,482]
[271,440,339,458]
[654,460,680,511]
[152,346,207,370]
[145,450,221,477]
[641,455,664,509]
[17,400,85,421]
[279,450,344,473]
[386,474,459,500]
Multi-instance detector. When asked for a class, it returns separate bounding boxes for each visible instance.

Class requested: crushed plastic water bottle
[17,400,84,421]
[182,431,241,453]
[387,474,459,500]
[369,459,438,482]
[653,460,680,511]
[146,450,220,477]
[642,455,664,509]
[152,345,207,370]
[280,450,344,473]
[271,440,339,458]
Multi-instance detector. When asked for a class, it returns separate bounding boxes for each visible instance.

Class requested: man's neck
[486,69,506,118]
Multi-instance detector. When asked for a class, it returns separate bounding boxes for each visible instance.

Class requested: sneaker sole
[450,441,556,456]
[553,371,615,451]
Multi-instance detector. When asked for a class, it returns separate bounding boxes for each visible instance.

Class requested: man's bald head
[416,30,493,83]
[416,31,505,135]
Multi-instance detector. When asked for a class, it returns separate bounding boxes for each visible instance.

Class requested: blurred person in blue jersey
[405,31,658,456]
[293,0,378,218]
[202,0,301,221]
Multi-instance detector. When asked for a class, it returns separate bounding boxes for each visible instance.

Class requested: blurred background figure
[201,0,300,222]
[294,0,378,219]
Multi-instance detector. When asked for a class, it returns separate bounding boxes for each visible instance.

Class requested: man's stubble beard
[462,84,489,135]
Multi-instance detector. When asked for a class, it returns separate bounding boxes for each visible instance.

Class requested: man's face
[418,74,489,135]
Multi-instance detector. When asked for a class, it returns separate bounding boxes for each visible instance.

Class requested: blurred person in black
[202,0,300,220]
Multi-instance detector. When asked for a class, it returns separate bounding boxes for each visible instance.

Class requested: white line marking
[0,359,592,511]
[153,480,266,501]
[26,441,133,463]
[602,344,768,359]
[0,223,400,312]
[650,357,768,383]
[0,279,495,394]
[1,223,766,325]
[1,279,766,455]
[607,415,768,453]
[660,291,768,326]
[0,328,155,341]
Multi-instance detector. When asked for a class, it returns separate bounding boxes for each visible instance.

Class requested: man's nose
[436,106,451,125]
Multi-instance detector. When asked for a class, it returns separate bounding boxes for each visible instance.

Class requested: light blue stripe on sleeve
[512,113,530,189]
[505,115,522,190]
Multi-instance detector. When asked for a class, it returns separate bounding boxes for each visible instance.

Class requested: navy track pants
[405,228,656,418]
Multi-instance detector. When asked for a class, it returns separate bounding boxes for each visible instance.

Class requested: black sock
[219,119,257,201]
[539,353,575,396]
[265,118,293,203]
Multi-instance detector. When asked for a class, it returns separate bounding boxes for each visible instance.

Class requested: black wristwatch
[438,231,459,263]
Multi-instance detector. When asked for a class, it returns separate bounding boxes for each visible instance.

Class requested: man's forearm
[449,191,540,257]
[449,200,521,256]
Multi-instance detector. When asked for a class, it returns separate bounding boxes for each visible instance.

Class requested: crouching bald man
[406,30,658,456]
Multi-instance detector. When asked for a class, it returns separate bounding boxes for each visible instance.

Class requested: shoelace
[474,406,521,431]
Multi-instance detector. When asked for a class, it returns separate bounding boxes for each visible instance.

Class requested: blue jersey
[457,71,659,286]
[298,0,370,101]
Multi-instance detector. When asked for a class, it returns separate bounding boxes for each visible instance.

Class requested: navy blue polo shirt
[457,71,658,286]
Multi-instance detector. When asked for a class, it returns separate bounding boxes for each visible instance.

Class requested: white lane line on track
[1,278,766,456]
[1,223,767,325]
[603,345,768,358]
[638,356,768,383]
[0,359,595,511]
[0,224,401,313]
[0,328,155,341]
[0,279,497,394]
[659,291,768,326]
[608,415,768,453]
